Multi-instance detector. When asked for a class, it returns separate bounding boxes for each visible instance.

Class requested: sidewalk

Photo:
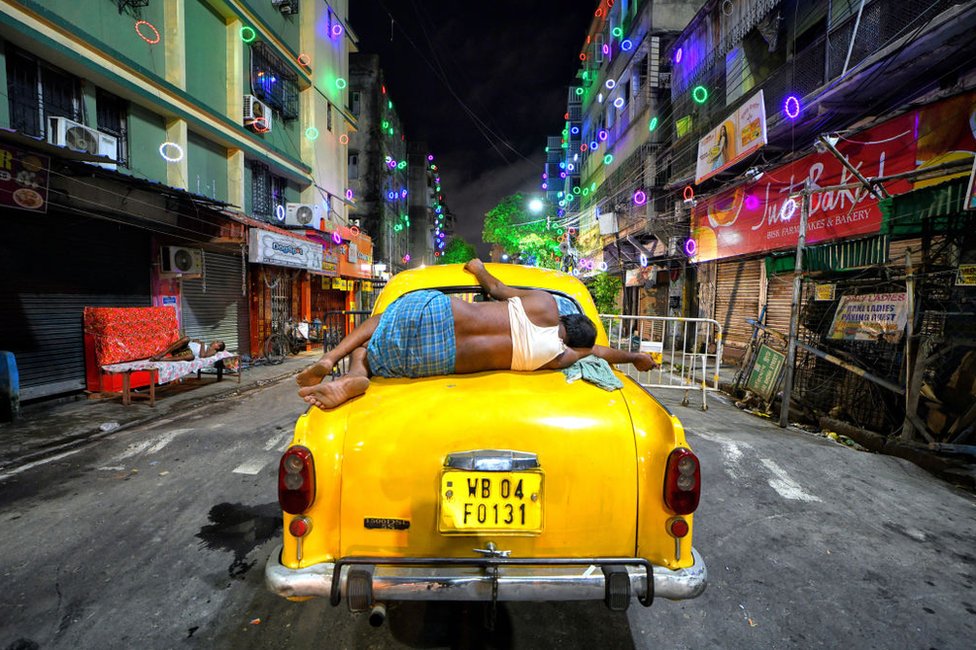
[0,351,320,474]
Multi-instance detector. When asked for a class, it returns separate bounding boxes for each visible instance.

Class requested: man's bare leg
[296,314,382,387]
[299,346,370,410]
[151,336,190,361]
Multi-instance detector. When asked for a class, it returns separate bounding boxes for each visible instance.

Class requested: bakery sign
[0,145,50,213]
[248,228,322,270]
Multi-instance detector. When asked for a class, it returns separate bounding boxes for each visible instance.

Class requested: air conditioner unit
[243,95,273,133]
[161,246,203,275]
[284,203,320,230]
[48,116,118,170]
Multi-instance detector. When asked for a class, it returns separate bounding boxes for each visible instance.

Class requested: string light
[297,53,311,67]
[779,198,798,221]
[605,79,616,89]
[674,47,683,64]
[339,134,349,145]
[621,39,633,51]
[331,23,344,38]
[745,194,759,210]
[598,130,608,141]
[134,20,160,44]
[240,26,256,43]
[332,231,342,244]
[275,204,286,221]
[305,127,319,140]
[693,86,708,103]
[603,154,614,165]
[335,78,347,89]
[683,186,695,201]
[633,190,647,205]
[684,238,697,256]
[784,95,801,120]
[345,189,354,200]
[158,142,183,163]
[613,97,625,109]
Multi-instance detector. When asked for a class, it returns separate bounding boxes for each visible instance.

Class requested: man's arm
[541,345,657,372]
[464,259,535,300]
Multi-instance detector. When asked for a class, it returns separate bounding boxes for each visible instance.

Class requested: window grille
[96,89,129,166]
[249,43,299,120]
[5,47,80,137]
[351,91,361,116]
[348,153,359,179]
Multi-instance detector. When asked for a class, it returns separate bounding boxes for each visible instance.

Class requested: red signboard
[0,145,50,213]
[691,90,976,261]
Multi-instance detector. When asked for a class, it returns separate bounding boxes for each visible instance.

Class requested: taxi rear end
[265,265,706,618]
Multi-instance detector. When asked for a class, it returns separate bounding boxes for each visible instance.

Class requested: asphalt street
[0,378,974,649]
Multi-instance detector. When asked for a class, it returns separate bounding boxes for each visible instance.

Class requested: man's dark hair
[559,314,597,348]
[215,341,226,351]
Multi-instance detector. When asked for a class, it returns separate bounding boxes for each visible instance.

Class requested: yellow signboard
[957,265,976,286]
[815,284,836,301]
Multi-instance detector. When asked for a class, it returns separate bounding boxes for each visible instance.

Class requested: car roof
[372,263,604,340]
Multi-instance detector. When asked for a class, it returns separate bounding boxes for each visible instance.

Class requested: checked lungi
[366,290,456,378]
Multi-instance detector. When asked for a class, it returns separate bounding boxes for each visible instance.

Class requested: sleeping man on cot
[296,259,657,410]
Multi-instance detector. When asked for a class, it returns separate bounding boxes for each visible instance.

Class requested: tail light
[663,447,700,515]
[278,446,315,514]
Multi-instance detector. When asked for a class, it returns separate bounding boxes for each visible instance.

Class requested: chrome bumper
[265,546,706,606]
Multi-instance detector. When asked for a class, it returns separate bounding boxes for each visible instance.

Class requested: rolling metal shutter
[181,251,244,353]
[714,258,762,351]
[0,212,150,400]
[765,272,794,341]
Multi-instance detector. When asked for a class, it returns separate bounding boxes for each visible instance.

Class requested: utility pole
[779,179,812,428]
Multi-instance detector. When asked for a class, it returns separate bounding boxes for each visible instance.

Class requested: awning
[879,176,973,236]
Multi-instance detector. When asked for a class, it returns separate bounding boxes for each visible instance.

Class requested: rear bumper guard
[265,547,707,609]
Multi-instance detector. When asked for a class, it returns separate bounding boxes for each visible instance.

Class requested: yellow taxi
[265,264,706,622]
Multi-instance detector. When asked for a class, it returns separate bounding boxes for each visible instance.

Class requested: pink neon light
[339,134,349,145]
[633,190,647,205]
[252,117,270,133]
[683,186,695,201]
[135,20,160,45]
[745,194,759,210]
[684,238,697,256]
[345,189,354,200]
[331,231,342,244]
[297,53,311,67]
[350,226,360,237]
[331,24,344,38]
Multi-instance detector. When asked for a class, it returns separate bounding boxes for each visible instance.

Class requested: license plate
[438,470,544,534]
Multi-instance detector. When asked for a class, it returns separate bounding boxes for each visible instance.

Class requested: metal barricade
[599,314,724,410]
[321,310,371,376]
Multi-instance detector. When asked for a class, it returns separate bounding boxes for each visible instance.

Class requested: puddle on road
[196,502,281,579]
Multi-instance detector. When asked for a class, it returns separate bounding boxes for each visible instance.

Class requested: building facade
[0,0,357,400]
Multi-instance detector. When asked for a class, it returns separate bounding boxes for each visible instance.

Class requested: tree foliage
[588,273,622,314]
[482,193,560,269]
[438,236,477,264]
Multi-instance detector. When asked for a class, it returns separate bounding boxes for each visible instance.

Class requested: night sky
[348,1,597,255]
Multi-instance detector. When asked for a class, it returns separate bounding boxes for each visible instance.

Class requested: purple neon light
[684,238,697,256]
[633,190,647,206]
[345,189,354,200]
[784,95,801,120]
[598,130,608,141]
[674,47,683,64]
[332,231,342,244]
[745,194,759,210]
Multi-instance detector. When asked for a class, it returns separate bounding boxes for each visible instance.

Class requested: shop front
[247,227,322,359]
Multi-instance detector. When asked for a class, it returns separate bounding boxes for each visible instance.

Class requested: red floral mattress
[84,307,180,365]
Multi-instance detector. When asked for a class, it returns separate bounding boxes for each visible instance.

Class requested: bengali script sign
[0,145,50,213]
[696,90,767,184]
[828,293,909,343]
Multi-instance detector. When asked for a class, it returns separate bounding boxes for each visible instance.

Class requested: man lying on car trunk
[296,259,657,410]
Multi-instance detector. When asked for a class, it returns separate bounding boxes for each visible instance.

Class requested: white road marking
[114,439,155,461]
[208,422,225,430]
[96,466,126,471]
[264,432,289,451]
[277,440,291,452]
[232,459,267,475]
[694,431,747,480]
[759,458,822,502]
[0,448,85,482]
[146,429,190,454]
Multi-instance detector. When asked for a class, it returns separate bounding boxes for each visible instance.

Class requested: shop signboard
[338,232,373,279]
[956,265,976,286]
[828,292,909,343]
[247,228,322,270]
[815,284,836,301]
[0,145,50,213]
[746,343,785,402]
[691,90,976,261]
[695,90,767,184]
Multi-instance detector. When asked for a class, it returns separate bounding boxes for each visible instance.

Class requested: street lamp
[527,198,544,214]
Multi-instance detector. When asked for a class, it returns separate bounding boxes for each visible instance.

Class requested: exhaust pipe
[368,603,387,627]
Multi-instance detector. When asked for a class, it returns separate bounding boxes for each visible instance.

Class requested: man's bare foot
[298,375,369,410]
[296,359,335,388]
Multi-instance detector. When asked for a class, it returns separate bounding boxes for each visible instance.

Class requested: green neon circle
[397,161,406,169]
[582,187,589,196]
[693,85,708,103]
[611,27,623,38]
[566,194,574,203]
[557,228,564,235]
[604,154,614,165]
[573,186,581,195]
[240,26,256,43]
[382,120,389,129]
[305,127,319,140]
[575,87,584,96]
[336,78,347,89]
[648,116,659,132]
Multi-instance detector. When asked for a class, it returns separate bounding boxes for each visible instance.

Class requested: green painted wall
[125,104,167,183]
[187,131,227,201]
[24,0,168,82]
[239,0,300,54]
[243,163,253,215]
[185,0,227,116]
